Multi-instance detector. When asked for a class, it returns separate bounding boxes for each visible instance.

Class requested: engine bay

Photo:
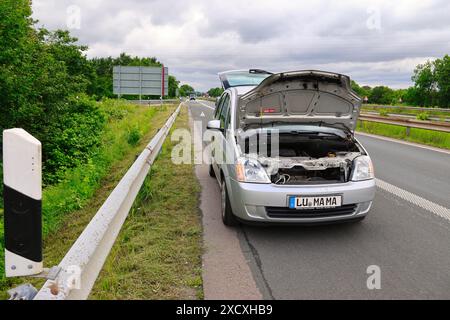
[240,130,364,185]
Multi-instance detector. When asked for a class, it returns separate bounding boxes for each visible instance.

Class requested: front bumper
[227,178,376,224]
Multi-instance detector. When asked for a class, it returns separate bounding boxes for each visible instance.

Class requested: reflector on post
[3,129,43,277]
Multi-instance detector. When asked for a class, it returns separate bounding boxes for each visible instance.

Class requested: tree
[412,61,435,107]
[90,56,115,98]
[89,53,162,99]
[433,55,450,108]
[0,0,105,185]
[0,0,81,136]
[179,84,195,97]
[402,87,419,105]
[351,81,372,99]
[390,88,407,104]
[41,29,94,94]
[369,86,395,105]
[408,55,450,108]
[207,87,224,97]
[168,75,179,98]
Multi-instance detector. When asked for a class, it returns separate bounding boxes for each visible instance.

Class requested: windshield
[219,70,271,89]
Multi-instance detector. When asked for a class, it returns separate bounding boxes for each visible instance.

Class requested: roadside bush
[43,95,106,185]
[0,163,3,208]
[379,109,389,116]
[416,112,430,121]
[102,104,129,120]
[127,126,142,146]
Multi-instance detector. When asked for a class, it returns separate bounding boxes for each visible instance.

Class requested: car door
[210,93,225,177]
[212,92,231,179]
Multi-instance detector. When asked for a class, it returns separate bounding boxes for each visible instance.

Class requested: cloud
[32,0,450,91]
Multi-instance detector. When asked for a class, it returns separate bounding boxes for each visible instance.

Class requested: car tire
[221,180,238,227]
[209,164,216,178]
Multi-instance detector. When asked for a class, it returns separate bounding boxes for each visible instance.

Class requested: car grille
[265,204,357,219]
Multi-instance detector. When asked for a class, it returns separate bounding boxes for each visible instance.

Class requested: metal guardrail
[362,111,450,123]
[129,99,181,105]
[359,114,450,134]
[33,103,183,300]
[363,105,450,113]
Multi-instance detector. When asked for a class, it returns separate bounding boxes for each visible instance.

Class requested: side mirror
[207,119,223,132]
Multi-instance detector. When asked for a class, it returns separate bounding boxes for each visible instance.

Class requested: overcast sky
[32,0,450,91]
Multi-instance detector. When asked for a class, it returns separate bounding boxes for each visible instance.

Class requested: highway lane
[188,100,450,299]
[356,133,450,208]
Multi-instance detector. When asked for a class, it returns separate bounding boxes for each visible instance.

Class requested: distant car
[207,69,375,226]
[189,94,196,101]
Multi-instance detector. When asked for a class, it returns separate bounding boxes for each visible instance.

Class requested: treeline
[47,32,181,100]
[352,55,450,108]
[0,0,182,188]
[207,87,224,97]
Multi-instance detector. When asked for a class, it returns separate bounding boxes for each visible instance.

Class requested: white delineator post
[3,129,43,277]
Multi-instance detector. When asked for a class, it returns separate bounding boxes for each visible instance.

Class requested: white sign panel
[113,66,169,96]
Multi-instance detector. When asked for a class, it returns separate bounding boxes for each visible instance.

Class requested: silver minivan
[207,69,376,226]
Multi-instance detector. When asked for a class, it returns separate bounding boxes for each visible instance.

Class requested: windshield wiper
[287,131,336,139]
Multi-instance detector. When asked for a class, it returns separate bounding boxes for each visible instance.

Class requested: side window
[224,103,232,131]
[214,94,225,119]
[219,94,230,129]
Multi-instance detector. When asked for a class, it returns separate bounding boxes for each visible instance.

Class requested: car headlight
[236,157,270,183]
[351,155,374,181]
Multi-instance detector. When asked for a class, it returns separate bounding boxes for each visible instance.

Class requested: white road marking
[196,100,216,111]
[376,178,450,222]
[356,131,450,155]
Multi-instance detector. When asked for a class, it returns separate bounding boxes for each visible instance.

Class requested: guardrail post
[406,126,411,136]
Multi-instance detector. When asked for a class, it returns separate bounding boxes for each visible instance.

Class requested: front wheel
[221,180,238,226]
[209,164,215,178]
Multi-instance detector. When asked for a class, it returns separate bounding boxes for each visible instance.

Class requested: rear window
[219,70,271,89]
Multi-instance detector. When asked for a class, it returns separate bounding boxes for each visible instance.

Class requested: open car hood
[238,70,362,132]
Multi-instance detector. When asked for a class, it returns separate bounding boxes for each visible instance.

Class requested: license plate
[289,195,342,209]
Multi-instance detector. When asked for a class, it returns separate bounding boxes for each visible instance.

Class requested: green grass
[90,106,203,300]
[357,120,450,150]
[0,100,176,297]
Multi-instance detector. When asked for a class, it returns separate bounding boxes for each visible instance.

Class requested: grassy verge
[357,120,450,150]
[0,100,177,298]
[90,106,203,300]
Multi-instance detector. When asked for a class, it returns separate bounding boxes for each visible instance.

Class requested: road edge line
[376,178,450,222]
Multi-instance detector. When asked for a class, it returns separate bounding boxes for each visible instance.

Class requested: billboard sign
[113,66,169,97]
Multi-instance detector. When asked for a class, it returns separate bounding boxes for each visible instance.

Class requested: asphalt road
[188,100,450,300]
